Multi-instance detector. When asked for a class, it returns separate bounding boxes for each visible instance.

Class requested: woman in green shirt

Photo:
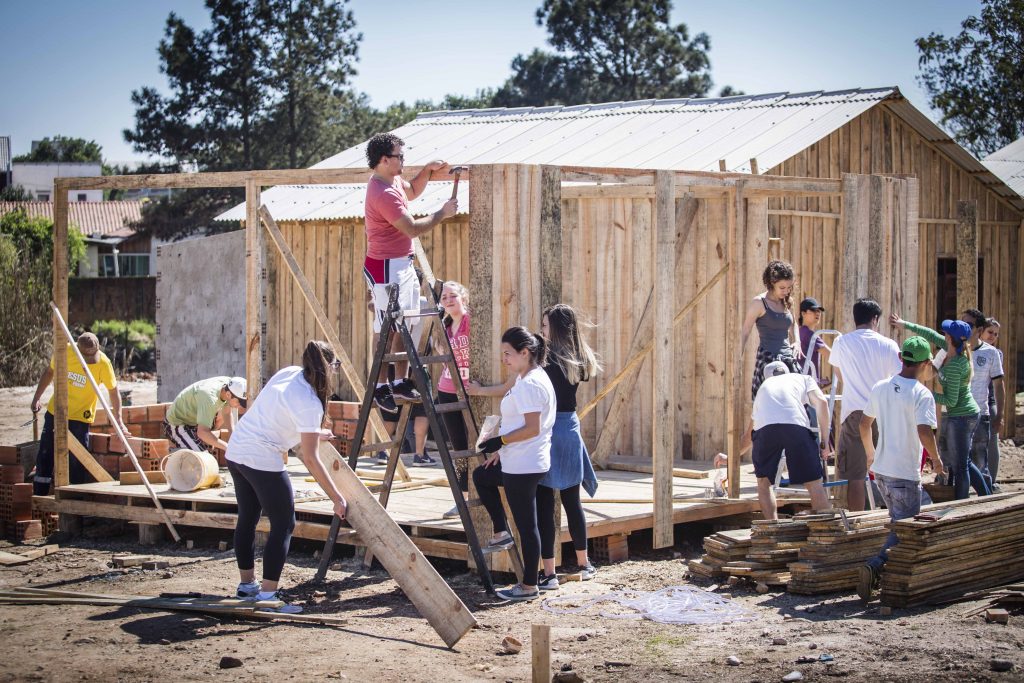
[890,314,986,500]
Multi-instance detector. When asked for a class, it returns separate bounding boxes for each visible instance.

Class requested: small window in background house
[38,192,50,201]
[77,194,87,202]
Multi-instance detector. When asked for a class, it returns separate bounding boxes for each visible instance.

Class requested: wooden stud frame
[51,165,912,538]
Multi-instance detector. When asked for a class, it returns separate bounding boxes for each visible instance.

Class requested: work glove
[478,436,504,454]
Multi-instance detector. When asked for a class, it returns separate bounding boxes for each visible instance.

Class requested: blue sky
[0,0,979,164]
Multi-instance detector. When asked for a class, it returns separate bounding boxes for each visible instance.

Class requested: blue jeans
[970,416,994,491]
[867,474,922,570]
[943,414,985,500]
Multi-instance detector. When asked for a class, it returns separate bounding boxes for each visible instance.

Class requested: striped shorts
[164,419,215,453]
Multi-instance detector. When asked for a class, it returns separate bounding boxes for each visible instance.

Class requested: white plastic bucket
[161,449,222,492]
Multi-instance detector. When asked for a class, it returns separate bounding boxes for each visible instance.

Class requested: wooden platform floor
[36,456,784,564]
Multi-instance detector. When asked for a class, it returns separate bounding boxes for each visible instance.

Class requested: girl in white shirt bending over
[225,340,348,613]
[471,326,556,601]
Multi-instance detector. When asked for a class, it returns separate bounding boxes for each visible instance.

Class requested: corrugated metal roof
[983,137,1024,200]
[0,201,143,237]
[215,86,1024,221]
[216,181,466,222]
[0,137,11,172]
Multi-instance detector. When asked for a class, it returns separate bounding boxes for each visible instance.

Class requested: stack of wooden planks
[788,511,890,594]
[687,528,751,579]
[718,518,809,586]
[881,493,1024,607]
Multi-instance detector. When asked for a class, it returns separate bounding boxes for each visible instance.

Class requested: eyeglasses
[385,153,405,161]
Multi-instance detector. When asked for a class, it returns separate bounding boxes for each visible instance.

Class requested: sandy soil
[0,384,1021,682]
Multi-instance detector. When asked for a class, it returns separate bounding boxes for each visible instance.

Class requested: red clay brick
[140,422,164,439]
[0,446,19,465]
[147,403,170,421]
[331,420,357,439]
[109,436,126,454]
[88,433,110,454]
[91,410,110,426]
[15,519,43,541]
[123,406,148,423]
[0,465,23,485]
[328,401,360,420]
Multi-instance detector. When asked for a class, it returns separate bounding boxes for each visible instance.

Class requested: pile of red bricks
[327,401,360,456]
[0,444,41,541]
[88,403,175,476]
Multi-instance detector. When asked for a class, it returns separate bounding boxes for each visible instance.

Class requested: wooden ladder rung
[382,353,453,364]
[433,401,468,414]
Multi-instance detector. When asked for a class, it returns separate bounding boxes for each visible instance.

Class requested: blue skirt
[539,412,598,496]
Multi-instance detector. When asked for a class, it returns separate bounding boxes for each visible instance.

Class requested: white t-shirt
[864,375,936,482]
[226,366,324,472]
[970,342,1004,416]
[498,367,556,474]
[751,374,821,430]
[828,328,902,422]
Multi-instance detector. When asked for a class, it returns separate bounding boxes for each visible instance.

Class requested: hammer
[449,166,469,200]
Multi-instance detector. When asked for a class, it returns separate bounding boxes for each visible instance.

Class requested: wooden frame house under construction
[40,86,1023,566]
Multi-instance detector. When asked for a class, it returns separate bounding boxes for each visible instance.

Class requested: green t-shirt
[903,322,979,417]
[167,377,229,428]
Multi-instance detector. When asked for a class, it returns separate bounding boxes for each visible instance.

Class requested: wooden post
[718,159,727,172]
[749,158,759,175]
[531,623,551,683]
[52,181,70,488]
[726,186,742,499]
[466,164,499,559]
[840,174,871,333]
[652,170,675,549]
[539,165,562,310]
[245,180,265,400]
[956,200,978,315]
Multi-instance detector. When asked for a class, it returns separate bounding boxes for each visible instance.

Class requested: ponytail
[302,340,335,411]
[501,326,547,366]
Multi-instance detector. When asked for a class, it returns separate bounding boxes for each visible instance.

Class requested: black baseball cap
[800,297,825,312]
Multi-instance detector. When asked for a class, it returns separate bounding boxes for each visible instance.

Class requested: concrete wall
[155,231,244,402]
[12,162,103,201]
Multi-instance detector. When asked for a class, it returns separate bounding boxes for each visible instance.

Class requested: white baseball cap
[762,361,790,381]
[226,377,247,400]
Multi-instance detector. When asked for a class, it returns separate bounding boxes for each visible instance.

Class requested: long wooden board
[317,441,476,648]
[67,432,114,483]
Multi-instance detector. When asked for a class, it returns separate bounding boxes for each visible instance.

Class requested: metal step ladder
[314,281,524,593]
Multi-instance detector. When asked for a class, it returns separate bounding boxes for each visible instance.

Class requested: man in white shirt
[828,298,902,511]
[856,336,945,603]
[962,309,1004,491]
[749,361,832,520]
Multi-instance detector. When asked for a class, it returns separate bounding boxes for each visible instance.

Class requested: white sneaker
[236,581,259,598]
[247,591,304,614]
[442,504,461,519]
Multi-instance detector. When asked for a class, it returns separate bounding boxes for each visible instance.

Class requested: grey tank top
[755,297,794,354]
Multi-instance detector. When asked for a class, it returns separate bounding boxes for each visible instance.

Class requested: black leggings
[536,483,588,559]
[437,390,469,491]
[228,460,295,583]
[472,462,544,587]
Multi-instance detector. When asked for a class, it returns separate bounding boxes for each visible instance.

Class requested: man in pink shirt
[364,132,457,413]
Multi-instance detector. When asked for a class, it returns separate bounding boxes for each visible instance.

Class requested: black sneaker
[373,384,399,414]
[392,378,421,402]
[376,450,389,463]
[413,453,437,467]
[537,571,560,592]
[495,584,539,601]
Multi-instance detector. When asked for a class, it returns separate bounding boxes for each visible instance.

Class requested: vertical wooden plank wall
[767,104,1022,435]
[264,217,470,399]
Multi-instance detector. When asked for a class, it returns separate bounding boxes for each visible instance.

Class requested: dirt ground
[0,384,1022,682]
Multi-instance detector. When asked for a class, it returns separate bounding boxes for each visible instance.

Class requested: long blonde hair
[543,304,601,385]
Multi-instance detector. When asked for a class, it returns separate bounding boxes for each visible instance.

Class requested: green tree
[493,0,729,106]
[0,210,86,386]
[917,0,1024,157]
[0,185,33,201]
[12,136,104,163]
